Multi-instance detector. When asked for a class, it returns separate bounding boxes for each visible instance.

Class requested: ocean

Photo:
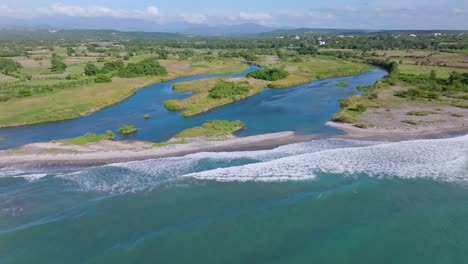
[1,135,467,263]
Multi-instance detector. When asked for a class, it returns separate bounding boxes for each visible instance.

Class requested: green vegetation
[118,125,138,135]
[84,63,98,76]
[117,58,167,78]
[144,114,151,119]
[174,120,244,139]
[0,28,466,130]
[0,58,21,74]
[50,55,67,73]
[94,74,112,83]
[338,81,350,87]
[247,68,289,81]
[0,137,4,142]
[65,131,115,145]
[164,77,267,116]
[451,113,464,117]
[208,80,252,99]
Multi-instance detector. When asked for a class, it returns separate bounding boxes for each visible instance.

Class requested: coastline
[0,132,318,168]
[326,121,468,141]
[2,121,468,169]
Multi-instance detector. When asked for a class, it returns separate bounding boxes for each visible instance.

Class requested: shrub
[338,81,350,87]
[338,99,350,109]
[84,63,98,76]
[94,74,112,83]
[117,58,167,78]
[353,104,368,113]
[247,68,289,81]
[208,80,252,99]
[118,125,138,135]
[50,55,67,73]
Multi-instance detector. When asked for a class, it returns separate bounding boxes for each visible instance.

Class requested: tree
[84,63,98,76]
[50,56,67,73]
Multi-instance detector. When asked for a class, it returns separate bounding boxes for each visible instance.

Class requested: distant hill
[180,23,275,36]
[0,29,185,41]
[257,28,373,37]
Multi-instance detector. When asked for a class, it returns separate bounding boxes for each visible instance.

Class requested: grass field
[0,53,249,127]
[0,77,162,127]
[398,64,468,78]
[254,55,372,88]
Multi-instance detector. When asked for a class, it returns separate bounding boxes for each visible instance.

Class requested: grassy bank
[175,120,244,139]
[164,55,370,117]
[164,77,268,117]
[332,72,468,129]
[0,58,249,127]
[254,55,372,89]
[63,131,116,145]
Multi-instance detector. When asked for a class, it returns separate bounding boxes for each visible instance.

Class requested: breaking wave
[3,135,467,193]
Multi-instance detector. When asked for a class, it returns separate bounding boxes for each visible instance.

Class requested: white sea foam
[185,135,468,183]
[56,135,468,192]
[14,173,49,182]
[0,168,49,182]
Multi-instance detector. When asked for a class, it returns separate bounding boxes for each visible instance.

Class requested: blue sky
[1,0,468,29]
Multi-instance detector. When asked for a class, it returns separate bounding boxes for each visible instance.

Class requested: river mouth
[0,67,387,150]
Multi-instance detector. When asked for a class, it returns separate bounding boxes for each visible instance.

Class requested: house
[319,41,326,46]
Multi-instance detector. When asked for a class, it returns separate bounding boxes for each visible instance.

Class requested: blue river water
[0,67,387,149]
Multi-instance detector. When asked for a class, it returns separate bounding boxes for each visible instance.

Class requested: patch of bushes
[94,74,112,83]
[394,88,440,100]
[338,81,350,87]
[118,125,138,135]
[50,55,67,73]
[117,58,167,78]
[247,68,289,81]
[66,131,115,145]
[208,80,252,99]
[0,58,21,74]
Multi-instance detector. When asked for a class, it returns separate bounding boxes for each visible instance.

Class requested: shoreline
[326,121,468,141]
[1,122,468,169]
[0,132,319,168]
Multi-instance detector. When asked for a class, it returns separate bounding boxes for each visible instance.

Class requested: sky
[0,0,467,30]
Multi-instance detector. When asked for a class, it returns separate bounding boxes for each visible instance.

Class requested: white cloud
[181,14,207,24]
[238,12,273,23]
[147,6,160,16]
[38,3,160,19]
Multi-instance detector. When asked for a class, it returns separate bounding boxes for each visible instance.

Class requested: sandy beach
[2,121,468,169]
[0,132,318,168]
[326,121,468,141]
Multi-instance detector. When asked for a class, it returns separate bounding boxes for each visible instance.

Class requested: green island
[63,131,116,145]
[174,120,245,139]
[118,125,138,135]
